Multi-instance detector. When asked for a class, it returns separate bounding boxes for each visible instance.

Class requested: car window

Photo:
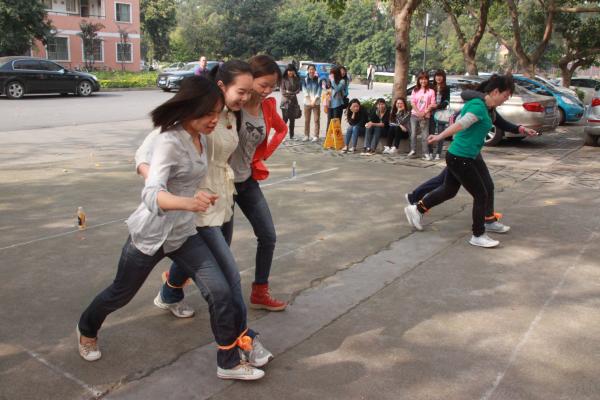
[40,60,63,71]
[183,63,197,71]
[13,60,43,70]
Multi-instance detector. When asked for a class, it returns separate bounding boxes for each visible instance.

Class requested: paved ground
[1,87,599,400]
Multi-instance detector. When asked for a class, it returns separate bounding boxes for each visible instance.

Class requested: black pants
[421,152,494,236]
[282,109,296,138]
[326,106,343,134]
[387,125,405,148]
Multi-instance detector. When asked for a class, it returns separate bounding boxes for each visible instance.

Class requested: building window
[47,37,69,61]
[83,39,103,62]
[116,43,132,62]
[115,3,131,23]
[66,0,78,13]
[42,0,53,10]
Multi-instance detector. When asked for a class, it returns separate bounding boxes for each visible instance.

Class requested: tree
[117,27,129,71]
[0,0,53,56]
[140,0,177,61]
[78,20,105,70]
[439,0,492,75]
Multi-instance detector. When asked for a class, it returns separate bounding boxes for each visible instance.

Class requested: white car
[569,78,600,105]
[583,88,600,146]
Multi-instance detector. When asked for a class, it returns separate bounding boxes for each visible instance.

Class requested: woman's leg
[409,116,418,152]
[78,236,163,339]
[351,126,362,149]
[408,167,448,204]
[420,158,462,212]
[474,154,496,221]
[420,118,430,156]
[344,126,353,147]
[289,114,295,138]
[364,126,373,150]
[371,126,382,151]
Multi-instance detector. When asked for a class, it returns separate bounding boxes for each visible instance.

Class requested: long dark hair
[415,70,430,91]
[151,76,224,133]
[390,97,408,122]
[433,69,446,92]
[330,66,342,85]
[346,98,362,123]
[477,74,515,95]
[283,63,298,79]
[209,59,253,86]
[248,54,283,85]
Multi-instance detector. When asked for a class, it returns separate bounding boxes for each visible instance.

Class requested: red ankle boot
[250,283,287,311]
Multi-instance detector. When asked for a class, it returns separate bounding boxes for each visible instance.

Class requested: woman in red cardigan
[225,55,288,311]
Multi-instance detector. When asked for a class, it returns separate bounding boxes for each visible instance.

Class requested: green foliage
[94,71,159,88]
[575,87,585,102]
[78,20,105,70]
[0,0,53,56]
[141,0,177,61]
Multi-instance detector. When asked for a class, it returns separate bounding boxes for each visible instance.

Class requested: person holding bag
[280,64,302,140]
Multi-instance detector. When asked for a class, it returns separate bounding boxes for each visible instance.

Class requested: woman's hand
[186,191,219,212]
[519,126,540,136]
[427,135,441,145]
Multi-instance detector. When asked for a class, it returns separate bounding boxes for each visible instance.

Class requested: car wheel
[161,88,171,92]
[584,132,599,146]
[77,80,93,97]
[485,126,504,146]
[558,107,566,125]
[6,81,25,99]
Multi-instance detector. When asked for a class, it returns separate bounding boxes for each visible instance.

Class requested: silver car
[583,88,600,146]
[407,76,559,145]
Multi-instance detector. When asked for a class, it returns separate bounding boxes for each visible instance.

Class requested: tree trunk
[559,63,572,87]
[464,48,478,75]
[392,0,421,99]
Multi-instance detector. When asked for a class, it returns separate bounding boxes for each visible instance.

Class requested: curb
[100,87,158,92]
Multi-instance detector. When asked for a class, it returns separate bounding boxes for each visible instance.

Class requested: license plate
[545,106,553,114]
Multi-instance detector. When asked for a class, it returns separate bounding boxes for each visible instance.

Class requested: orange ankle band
[217,329,253,351]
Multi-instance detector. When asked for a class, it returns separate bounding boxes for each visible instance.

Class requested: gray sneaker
[485,221,511,233]
[217,363,265,380]
[469,234,500,248]
[77,325,101,361]
[153,292,195,318]
[240,335,273,367]
[404,205,423,231]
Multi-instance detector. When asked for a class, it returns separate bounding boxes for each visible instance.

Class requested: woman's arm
[135,128,161,177]
[428,112,479,144]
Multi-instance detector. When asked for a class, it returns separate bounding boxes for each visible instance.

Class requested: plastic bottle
[77,207,87,230]
[292,161,297,178]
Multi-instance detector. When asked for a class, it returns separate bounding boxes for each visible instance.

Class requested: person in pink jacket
[409,71,436,159]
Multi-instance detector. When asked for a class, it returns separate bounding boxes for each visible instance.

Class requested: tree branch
[441,0,466,48]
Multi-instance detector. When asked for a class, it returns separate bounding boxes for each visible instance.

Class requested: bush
[94,71,159,88]
[356,93,393,114]
[373,75,394,83]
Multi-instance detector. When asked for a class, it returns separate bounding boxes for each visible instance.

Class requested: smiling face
[308,66,316,78]
[252,72,279,99]
[419,77,429,89]
[186,101,223,135]
[218,73,253,111]
[396,99,405,111]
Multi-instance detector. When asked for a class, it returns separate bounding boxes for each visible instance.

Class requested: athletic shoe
[348,147,355,153]
[407,150,416,158]
[404,193,413,206]
[422,154,432,161]
[434,154,441,160]
[250,283,287,311]
[404,205,423,231]
[469,234,500,248]
[341,146,348,153]
[302,136,309,142]
[217,363,265,380]
[311,137,319,142]
[485,221,511,233]
[360,148,370,155]
[382,146,390,154]
[154,292,195,318]
[77,325,101,361]
[241,335,273,367]
[389,146,397,154]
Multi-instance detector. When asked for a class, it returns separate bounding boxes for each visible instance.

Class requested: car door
[12,60,46,93]
[40,60,73,93]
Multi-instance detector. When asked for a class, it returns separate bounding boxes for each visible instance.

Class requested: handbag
[433,109,453,124]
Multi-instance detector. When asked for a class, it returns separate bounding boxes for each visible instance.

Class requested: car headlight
[90,74,98,81]
[561,96,575,105]
[168,76,184,81]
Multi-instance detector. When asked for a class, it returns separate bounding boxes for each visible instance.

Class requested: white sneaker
[77,325,101,361]
[469,234,500,248]
[422,154,432,161]
[241,335,273,367]
[217,363,265,381]
[404,205,423,231]
[434,154,440,160]
[404,193,413,205]
[348,147,355,153]
[485,221,511,233]
[340,146,348,153]
[302,136,309,142]
[389,146,397,154]
[154,292,195,318]
[407,150,416,158]
[311,137,319,142]
[382,146,390,154]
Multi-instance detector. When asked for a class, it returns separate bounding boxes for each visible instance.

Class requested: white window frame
[46,36,71,62]
[66,0,79,14]
[116,42,133,63]
[114,2,132,23]
[42,0,53,10]
[81,39,104,62]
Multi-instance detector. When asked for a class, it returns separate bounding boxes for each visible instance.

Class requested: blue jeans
[364,125,385,151]
[78,235,242,369]
[345,125,363,148]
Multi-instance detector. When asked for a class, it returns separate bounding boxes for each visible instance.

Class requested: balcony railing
[47,10,106,19]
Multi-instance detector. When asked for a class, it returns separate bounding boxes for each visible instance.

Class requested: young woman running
[77,76,265,380]
[404,74,519,248]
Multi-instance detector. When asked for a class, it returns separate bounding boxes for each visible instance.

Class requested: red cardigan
[251,97,288,180]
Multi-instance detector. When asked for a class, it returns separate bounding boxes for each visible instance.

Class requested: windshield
[183,63,198,71]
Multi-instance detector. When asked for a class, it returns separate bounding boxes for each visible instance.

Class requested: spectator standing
[326,67,346,132]
[194,56,210,77]
[384,97,410,155]
[280,64,302,140]
[340,66,350,110]
[341,98,368,153]
[429,69,450,160]
[302,64,322,142]
[366,63,375,90]
[362,98,390,155]
[409,71,436,159]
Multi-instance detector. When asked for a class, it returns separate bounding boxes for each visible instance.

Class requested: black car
[0,56,100,99]
[157,61,218,91]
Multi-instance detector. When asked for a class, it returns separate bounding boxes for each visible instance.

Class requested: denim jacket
[303,76,322,106]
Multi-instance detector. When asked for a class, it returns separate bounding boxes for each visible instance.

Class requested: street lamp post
[422,13,430,73]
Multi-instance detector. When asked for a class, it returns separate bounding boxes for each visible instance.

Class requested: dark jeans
[421,152,494,236]
[428,121,447,155]
[282,108,296,138]
[326,106,343,134]
[345,125,364,148]
[78,235,241,368]
[387,125,406,148]
[408,168,447,204]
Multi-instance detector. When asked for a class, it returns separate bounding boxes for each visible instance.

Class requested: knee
[259,229,276,247]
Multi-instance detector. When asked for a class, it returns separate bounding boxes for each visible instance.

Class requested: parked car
[532,75,578,98]
[583,89,600,146]
[161,62,186,72]
[156,61,218,91]
[406,75,559,145]
[569,78,600,105]
[298,62,335,81]
[0,56,100,99]
[513,75,584,125]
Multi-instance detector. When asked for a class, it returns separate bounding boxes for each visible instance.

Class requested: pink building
[33,0,141,72]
